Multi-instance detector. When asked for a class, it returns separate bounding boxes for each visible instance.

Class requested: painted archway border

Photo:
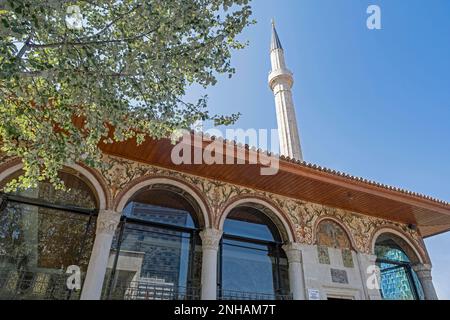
[0,158,110,210]
[217,195,296,243]
[313,216,358,251]
[114,175,212,229]
[370,226,430,265]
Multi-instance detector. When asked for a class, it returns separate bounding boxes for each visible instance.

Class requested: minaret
[268,20,303,161]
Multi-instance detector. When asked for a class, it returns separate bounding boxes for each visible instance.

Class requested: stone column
[282,243,305,300]
[357,253,382,300]
[81,210,121,300]
[199,228,223,300]
[413,264,438,300]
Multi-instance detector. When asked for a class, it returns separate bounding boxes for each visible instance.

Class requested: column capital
[412,264,433,280]
[96,209,121,235]
[200,228,223,251]
[282,242,302,264]
[358,252,378,264]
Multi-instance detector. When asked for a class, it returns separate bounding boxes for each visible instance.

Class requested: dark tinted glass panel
[375,241,410,263]
[123,189,197,228]
[9,171,97,210]
[221,206,290,300]
[0,202,95,300]
[105,223,201,300]
[221,239,277,296]
[104,189,202,300]
[224,207,279,242]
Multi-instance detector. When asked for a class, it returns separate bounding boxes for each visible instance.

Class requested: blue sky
[188,0,450,298]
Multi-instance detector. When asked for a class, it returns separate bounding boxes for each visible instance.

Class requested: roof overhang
[99,134,450,238]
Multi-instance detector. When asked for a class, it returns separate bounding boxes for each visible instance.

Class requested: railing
[0,269,80,300]
[218,289,293,301]
[0,269,292,301]
[105,280,200,300]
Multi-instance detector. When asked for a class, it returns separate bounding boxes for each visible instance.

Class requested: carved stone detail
[331,268,349,284]
[412,264,433,281]
[282,243,302,264]
[96,210,121,235]
[67,154,426,257]
[199,228,223,251]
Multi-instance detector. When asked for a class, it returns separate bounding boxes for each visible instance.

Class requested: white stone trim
[218,197,295,243]
[115,177,210,228]
[0,162,107,210]
[371,228,424,264]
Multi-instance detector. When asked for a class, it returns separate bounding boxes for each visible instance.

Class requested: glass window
[220,206,290,300]
[0,171,97,300]
[8,171,97,210]
[224,206,279,242]
[123,189,197,228]
[104,188,202,300]
[375,235,425,300]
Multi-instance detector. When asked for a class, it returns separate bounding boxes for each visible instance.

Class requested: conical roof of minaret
[270,20,283,51]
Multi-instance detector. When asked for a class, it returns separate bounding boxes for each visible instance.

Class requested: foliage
[0,0,253,190]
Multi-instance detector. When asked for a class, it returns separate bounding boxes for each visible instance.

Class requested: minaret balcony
[268,68,294,90]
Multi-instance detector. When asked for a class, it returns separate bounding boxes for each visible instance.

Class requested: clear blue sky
[188,0,450,298]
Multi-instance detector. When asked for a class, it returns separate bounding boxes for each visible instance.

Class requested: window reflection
[375,235,424,300]
[219,206,290,300]
[104,187,202,300]
[0,172,97,300]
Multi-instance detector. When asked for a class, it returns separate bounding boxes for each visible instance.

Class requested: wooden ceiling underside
[99,136,450,238]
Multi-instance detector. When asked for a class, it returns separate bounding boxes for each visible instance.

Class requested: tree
[0,0,253,190]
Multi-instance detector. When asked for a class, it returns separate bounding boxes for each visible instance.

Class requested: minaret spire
[271,19,283,51]
[268,21,303,160]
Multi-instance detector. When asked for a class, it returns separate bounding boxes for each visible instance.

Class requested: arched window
[316,220,354,268]
[218,205,290,300]
[104,185,203,300]
[375,233,425,300]
[0,170,98,300]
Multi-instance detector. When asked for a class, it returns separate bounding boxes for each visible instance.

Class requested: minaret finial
[270,19,283,51]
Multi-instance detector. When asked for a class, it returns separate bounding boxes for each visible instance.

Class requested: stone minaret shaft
[268,21,303,161]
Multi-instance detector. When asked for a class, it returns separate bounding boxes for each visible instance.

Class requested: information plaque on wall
[308,289,321,300]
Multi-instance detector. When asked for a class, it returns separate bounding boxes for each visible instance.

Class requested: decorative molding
[412,264,433,281]
[331,269,349,284]
[199,228,223,251]
[282,243,302,264]
[3,153,424,258]
[96,210,121,235]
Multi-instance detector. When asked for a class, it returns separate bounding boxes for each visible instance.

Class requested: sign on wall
[308,289,321,300]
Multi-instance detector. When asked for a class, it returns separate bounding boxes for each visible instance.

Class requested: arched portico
[115,176,211,229]
[0,163,104,300]
[218,196,296,243]
[0,161,108,210]
[371,228,437,300]
[83,176,211,300]
[215,196,301,300]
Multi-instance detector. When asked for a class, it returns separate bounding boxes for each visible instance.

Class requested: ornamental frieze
[90,154,426,255]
